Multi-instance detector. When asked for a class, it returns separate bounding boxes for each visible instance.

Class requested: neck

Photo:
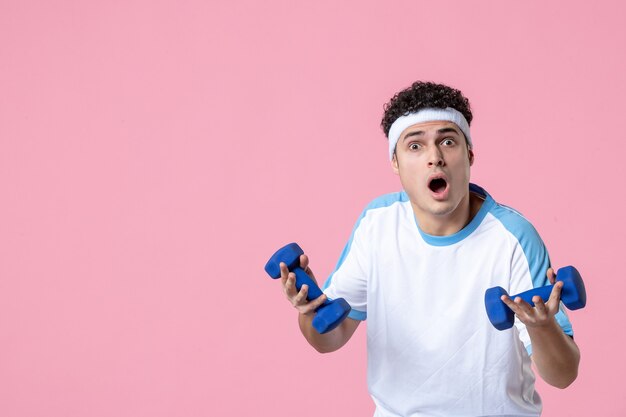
[414,192,483,236]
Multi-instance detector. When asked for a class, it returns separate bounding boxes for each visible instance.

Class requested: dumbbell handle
[509,284,556,307]
[291,267,328,305]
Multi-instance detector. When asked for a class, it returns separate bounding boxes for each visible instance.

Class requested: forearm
[528,319,580,388]
[299,314,359,353]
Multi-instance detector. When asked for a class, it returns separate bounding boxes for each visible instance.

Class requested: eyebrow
[402,127,461,142]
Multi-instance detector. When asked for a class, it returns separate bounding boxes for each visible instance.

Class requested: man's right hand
[279,255,327,315]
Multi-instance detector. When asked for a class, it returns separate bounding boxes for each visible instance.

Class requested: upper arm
[340,317,361,343]
[302,316,361,353]
[499,213,574,353]
[323,226,370,320]
[326,317,361,353]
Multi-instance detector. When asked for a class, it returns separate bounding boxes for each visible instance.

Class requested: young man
[278,81,580,416]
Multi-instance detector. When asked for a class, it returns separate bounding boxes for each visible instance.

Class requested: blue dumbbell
[265,242,351,334]
[485,265,586,330]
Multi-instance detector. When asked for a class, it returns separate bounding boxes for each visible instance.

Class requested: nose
[427,147,445,167]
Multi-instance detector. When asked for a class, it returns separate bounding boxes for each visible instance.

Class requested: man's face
[392,120,474,224]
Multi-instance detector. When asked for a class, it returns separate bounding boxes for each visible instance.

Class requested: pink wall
[1,1,624,416]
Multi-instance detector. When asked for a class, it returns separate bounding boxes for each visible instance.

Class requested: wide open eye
[409,143,421,150]
[441,138,455,146]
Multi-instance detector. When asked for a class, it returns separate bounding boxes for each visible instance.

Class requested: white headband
[387,107,472,160]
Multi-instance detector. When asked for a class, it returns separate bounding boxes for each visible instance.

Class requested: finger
[279,262,289,285]
[300,293,327,314]
[546,281,563,312]
[310,293,327,309]
[547,267,556,284]
[513,296,536,316]
[500,295,516,310]
[501,295,524,315]
[300,254,316,281]
[284,272,298,298]
[501,295,532,318]
[532,295,548,317]
[501,295,530,312]
[293,284,309,306]
[300,254,309,270]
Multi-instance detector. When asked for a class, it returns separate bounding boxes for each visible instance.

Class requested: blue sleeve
[322,191,409,321]
[491,203,574,355]
[322,202,373,321]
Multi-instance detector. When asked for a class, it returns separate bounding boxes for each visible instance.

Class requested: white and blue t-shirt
[323,184,573,417]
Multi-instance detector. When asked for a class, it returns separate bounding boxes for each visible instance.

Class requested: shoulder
[488,201,543,245]
[470,184,545,248]
[345,191,411,239]
[483,199,549,271]
[363,191,409,211]
[353,191,409,221]
[479,188,551,289]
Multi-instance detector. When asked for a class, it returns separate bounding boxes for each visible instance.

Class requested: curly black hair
[381,81,473,138]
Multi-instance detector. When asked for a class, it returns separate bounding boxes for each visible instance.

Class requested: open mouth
[428,178,448,194]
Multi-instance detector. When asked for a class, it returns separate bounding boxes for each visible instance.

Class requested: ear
[468,148,475,166]
[391,153,399,174]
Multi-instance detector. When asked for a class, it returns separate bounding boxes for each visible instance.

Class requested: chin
[429,206,457,217]
[427,199,462,217]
